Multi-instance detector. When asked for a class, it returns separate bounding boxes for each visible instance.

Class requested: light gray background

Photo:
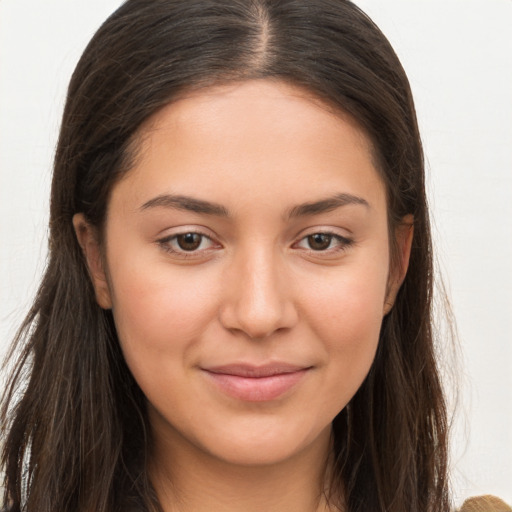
[1,0,511,504]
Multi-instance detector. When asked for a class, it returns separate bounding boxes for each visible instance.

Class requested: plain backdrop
[1,0,511,505]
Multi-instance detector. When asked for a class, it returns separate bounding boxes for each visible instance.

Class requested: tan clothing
[459,495,512,512]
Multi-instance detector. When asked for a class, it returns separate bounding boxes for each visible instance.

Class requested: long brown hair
[1,1,450,511]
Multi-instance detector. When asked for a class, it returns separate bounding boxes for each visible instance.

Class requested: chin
[195,417,332,467]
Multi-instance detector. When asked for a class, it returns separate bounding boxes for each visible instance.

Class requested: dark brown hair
[1,1,450,511]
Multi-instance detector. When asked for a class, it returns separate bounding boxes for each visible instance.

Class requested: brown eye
[158,231,218,257]
[176,233,203,251]
[307,233,333,250]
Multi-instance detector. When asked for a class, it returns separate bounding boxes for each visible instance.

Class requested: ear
[383,214,414,315]
[72,213,113,309]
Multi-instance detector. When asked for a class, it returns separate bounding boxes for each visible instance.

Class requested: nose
[219,246,298,339]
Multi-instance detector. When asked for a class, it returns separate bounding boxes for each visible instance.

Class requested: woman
[0,1,502,511]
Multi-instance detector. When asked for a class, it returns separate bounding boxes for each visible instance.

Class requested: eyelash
[157,231,218,258]
[294,231,354,254]
[156,230,354,258]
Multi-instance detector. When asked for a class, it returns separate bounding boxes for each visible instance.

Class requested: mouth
[202,363,312,402]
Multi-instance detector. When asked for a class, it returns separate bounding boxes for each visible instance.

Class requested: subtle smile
[202,364,312,402]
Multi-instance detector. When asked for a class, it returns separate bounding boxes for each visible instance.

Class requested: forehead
[111,79,386,217]
[139,80,374,158]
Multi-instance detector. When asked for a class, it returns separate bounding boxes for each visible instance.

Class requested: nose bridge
[220,241,296,338]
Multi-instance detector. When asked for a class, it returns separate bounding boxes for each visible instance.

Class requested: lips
[202,363,311,402]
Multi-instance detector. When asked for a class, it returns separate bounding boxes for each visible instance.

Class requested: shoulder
[458,495,512,512]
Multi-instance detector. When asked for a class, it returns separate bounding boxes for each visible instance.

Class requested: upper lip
[203,363,310,378]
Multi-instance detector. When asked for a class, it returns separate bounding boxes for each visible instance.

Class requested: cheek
[106,256,219,373]
[300,262,388,398]
[302,257,388,336]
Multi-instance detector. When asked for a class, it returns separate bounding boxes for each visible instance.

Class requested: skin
[74,80,413,512]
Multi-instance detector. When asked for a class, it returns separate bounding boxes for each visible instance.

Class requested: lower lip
[204,369,309,402]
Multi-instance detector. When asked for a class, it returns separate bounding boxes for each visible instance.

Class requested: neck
[149,422,339,512]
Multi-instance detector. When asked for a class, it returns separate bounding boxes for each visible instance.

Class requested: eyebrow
[286,193,370,218]
[140,194,229,216]
[139,192,369,218]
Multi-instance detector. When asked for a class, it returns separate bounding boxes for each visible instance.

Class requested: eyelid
[156,226,223,258]
[293,225,353,241]
[292,228,354,254]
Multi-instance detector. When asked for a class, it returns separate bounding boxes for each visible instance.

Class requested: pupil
[308,233,332,250]
[177,233,201,251]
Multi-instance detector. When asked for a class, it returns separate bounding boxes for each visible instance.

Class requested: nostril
[218,291,298,340]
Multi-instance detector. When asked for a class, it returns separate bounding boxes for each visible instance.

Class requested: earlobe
[383,214,414,315]
[72,214,113,309]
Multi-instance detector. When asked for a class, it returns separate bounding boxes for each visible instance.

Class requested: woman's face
[77,80,410,467]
